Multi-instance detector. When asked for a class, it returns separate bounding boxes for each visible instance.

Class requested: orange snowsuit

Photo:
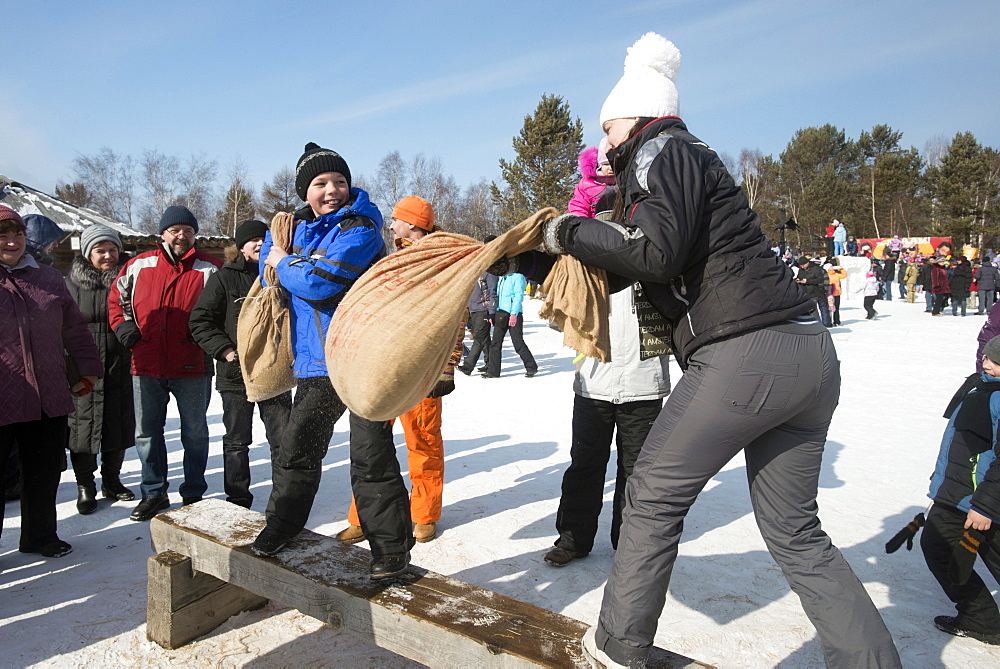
[348,236,463,525]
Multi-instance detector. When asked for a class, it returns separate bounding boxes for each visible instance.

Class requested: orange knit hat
[392,196,435,232]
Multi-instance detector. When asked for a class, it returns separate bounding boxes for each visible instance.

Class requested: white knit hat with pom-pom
[599,32,682,126]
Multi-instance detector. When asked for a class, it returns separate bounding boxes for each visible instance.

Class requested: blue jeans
[925,289,934,310]
[134,375,212,499]
[833,241,845,256]
[883,279,893,300]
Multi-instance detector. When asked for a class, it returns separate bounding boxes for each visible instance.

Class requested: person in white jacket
[544,283,671,566]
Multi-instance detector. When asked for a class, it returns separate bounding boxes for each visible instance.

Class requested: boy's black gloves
[948,528,986,585]
[885,512,925,553]
[427,379,455,398]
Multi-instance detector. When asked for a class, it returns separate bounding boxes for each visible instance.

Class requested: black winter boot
[100,450,135,501]
[77,483,98,515]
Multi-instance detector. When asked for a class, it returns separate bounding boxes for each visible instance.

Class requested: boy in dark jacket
[950,257,973,317]
[794,257,831,326]
[921,335,1000,645]
[189,220,292,508]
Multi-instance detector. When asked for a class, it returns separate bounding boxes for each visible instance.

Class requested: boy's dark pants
[264,378,345,538]
[921,503,1000,631]
[555,395,661,554]
[349,414,414,558]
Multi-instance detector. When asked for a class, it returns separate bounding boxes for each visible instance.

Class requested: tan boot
[335,524,365,544]
[414,522,437,543]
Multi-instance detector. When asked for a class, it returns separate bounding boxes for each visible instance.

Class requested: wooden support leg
[147,550,268,649]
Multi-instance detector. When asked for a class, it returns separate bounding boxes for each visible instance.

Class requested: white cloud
[279,53,556,130]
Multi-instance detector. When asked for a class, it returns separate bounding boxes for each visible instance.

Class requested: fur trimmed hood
[68,253,130,291]
[578,146,599,180]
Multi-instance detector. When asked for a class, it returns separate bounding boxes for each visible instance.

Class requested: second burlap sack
[325,207,610,421]
[237,212,296,402]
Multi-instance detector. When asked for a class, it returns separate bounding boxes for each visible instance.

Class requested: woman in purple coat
[0,205,102,558]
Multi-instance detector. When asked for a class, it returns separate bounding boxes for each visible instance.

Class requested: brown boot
[414,522,437,543]
[543,545,588,567]
[335,524,365,544]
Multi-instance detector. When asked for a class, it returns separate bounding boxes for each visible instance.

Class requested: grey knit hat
[984,336,1000,365]
[80,224,122,259]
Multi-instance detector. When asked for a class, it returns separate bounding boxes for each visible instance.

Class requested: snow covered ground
[3,294,999,668]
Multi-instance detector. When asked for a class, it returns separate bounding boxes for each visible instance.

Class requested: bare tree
[364,151,409,214]
[924,134,950,169]
[738,148,766,210]
[215,160,257,237]
[456,179,501,240]
[176,153,218,232]
[259,166,301,221]
[72,147,137,226]
[718,151,738,181]
[138,149,181,230]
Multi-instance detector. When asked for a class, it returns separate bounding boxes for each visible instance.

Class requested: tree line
[54,96,998,251]
[739,124,999,252]
[53,93,583,240]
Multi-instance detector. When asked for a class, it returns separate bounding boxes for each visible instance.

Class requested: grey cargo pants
[595,321,901,668]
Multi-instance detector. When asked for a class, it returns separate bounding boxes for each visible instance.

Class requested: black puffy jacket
[554,117,812,366]
[796,263,829,302]
[950,262,973,295]
[65,255,135,454]
[189,252,259,392]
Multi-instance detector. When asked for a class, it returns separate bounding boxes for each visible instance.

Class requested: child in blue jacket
[253,143,414,580]
[921,335,1000,645]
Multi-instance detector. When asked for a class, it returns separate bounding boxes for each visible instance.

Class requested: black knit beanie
[295,142,351,200]
[158,205,199,234]
[234,219,268,249]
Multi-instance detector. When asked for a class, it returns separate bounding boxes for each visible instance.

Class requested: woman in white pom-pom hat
[525,33,901,668]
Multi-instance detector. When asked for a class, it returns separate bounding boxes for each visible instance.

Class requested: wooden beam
[147,549,267,649]
[149,499,710,667]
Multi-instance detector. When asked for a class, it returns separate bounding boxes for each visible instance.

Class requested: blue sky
[3,0,998,199]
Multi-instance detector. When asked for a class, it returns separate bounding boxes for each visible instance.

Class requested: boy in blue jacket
[921,335,1000,645]
[252,143,414,579]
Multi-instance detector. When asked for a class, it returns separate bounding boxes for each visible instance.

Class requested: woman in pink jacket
[0,205,102,558]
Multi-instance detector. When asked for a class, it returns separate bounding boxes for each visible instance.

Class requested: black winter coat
[917,262,932,288]
[881,258,896,282]
[65,255,135,454]
[796,264,829,302]
[551,117,812,366]
[189,252,259,392]
[950,263,973,295]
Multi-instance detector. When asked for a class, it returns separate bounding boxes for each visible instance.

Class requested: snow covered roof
[0,173,146,236]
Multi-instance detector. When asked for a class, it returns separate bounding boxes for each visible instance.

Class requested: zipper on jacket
[670,276,696,337]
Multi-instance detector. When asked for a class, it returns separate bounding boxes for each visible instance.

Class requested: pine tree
[216,176,256,238]
[929,132,1000,248]
[54,181,92,208]
[777,125,860,248]
[491,94,584,227]
[259,166,302,221]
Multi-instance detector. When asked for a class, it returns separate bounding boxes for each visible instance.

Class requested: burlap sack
[325,208,610,421]
[237,212,296,402]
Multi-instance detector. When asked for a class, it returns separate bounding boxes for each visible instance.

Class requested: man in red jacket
[108,206,222,521]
